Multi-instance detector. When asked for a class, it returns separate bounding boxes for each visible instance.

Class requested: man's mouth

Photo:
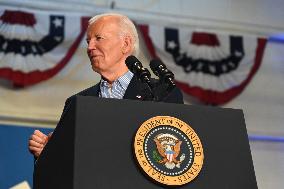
[90,54,102,59]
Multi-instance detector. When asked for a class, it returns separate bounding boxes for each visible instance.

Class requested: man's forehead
[87,17,120,36]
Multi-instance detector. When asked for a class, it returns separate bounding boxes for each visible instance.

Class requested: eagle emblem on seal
[153,133,186,169]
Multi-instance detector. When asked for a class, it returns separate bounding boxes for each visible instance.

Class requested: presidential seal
[134,116,204,186]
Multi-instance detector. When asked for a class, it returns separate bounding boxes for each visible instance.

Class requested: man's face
[86,17,125,75]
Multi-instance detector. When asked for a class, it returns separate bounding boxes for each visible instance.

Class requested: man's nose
[87,39,97,50]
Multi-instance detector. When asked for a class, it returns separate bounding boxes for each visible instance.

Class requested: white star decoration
[209,65,216,73]
[185,65,192,71]
[2,42,7,50]
[167,40,177,49]
[53,18,63,28]
[197,63,203,70]
[235,51,243,57]
[222,65,227,72]
[31,45,37,53]
[228,62,235,68]
[21,46,25,53]
[54,36,62,41]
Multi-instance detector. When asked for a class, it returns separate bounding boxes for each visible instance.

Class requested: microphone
[125,56,155,100]
[150,59,176,91]
[125,56,153,87]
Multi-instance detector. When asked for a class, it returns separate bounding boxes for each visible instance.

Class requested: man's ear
[122,35,133,54]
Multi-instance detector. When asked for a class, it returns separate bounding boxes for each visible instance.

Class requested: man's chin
[91,64,103,74]
[91,65,99,72]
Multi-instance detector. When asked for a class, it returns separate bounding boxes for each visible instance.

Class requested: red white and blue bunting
[139,24,267,105]
[0,8,88,86]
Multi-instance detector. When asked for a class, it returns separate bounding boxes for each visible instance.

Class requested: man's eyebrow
[86,34,105,41]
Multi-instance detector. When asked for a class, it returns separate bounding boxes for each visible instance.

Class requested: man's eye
[96,36,103,41]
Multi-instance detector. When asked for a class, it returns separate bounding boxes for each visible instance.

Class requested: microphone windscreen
[125,55,140,71]
[150,59,166,71]
[149,59,160,71]
[150,59,167,78]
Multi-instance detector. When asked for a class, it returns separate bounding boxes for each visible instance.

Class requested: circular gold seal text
[134,116,204,186]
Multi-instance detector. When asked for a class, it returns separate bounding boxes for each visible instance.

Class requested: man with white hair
[28,13,183,158]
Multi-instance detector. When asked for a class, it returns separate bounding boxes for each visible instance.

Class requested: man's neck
[101,67,129,85]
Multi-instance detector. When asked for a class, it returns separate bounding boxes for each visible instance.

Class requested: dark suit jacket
[65,75,182,106]
[58,75,183,125]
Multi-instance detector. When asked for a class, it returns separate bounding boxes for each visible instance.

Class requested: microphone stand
[125,56,158,101]
[149,59,177,102]
[137,70,158,101]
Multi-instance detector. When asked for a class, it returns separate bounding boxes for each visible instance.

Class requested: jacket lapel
[123,76,148,101]
[88,84,100,97]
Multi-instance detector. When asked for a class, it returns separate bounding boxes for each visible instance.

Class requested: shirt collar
[100,70,133,90]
